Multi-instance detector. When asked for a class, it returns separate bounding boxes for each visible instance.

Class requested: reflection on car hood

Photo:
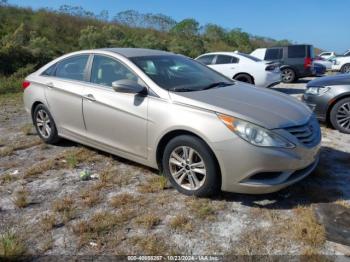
[169,83,312,129]
[307,74,350,87]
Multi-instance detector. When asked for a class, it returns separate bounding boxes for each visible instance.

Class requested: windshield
[236,52,262,62]
[130,55,233,92]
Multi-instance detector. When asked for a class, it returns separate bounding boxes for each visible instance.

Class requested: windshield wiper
[201,82,233,90]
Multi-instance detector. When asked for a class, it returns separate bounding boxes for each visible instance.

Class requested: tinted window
[131,55,232,92]
[90,55,139,87]
[215,55,238,64]
[288,46,306,58]
[55,55,89,81]
[42,64,57,76]
[265,48,282,60]
[196,55,215,65]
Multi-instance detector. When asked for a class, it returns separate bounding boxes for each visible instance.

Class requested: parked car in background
[313,62,326,76]
[23,48,321,196]
[318,51,335,60]
[195,52,281,88]
[314,57,333,70]
[303,74,350,133]
[332,54,350,73]
[250,45,315,83]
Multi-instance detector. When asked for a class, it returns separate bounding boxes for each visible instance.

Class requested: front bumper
[212,130,321,194]
[302,94,329,122]
[261,72,281,88]
[332,64,342,71]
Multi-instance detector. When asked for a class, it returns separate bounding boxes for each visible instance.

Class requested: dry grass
[134,213,161,229]
[12,187,29,208]
[0,173,18,185]
[52,196,75,222]
[80,188,101,208]
[24,158,58,178]
[109,193,139,208]
[0,146,14,157]
[186,197,223,220]
[21,123,35,136]
[335,200,350,208]
[0,231,26,258]
[292,206,326,248]
[138,175,167,193]
[169,214,193,232]
[129,235,171,255]
[40,213,56,232]
[231,227,269,255]
[73,210,135,247]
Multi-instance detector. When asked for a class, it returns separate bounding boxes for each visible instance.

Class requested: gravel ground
[0,78,349,258]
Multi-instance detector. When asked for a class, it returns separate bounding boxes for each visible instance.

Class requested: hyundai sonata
[23,48,321,196]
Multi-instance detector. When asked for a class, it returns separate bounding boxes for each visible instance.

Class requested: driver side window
[90,55,139,87]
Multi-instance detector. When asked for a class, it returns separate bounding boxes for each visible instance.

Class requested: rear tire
[233,74,254,84]
[281,68,296,83]
[162,135,220,197]
[330,97,350,134]
[341,64,350,74]
[33,104,61,144]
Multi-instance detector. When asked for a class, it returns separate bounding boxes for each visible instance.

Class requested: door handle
[83,94,96,101]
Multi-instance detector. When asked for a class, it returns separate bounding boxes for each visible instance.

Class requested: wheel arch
[155,129,222,182]
[31,101,44,121]
[326,93,350,126]
[232,72,255,84]
[340,63,350,72]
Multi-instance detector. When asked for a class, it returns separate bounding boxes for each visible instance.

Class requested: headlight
[305,86,330,96]
[217,114,295,148]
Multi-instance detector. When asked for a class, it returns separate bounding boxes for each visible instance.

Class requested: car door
[43,54,89,136]
[82,54,148,158]
[210,55,239,78]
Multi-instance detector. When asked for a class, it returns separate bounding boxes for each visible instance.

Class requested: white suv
[195,52,281,88]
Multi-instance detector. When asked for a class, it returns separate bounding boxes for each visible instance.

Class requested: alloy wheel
[36,109,52,139]
[282,69,294,82]
[168,146,206,190]
[336,102,350,131]
[343,65,350,73]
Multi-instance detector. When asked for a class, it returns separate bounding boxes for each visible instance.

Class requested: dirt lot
[0,78,350,258]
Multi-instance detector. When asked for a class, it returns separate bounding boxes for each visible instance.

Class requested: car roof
[99,48,172,58]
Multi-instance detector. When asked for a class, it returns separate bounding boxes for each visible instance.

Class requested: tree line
[0,2,292,93]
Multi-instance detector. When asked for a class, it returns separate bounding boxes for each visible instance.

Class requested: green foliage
[0,4,292,94]
[0,64,35,94]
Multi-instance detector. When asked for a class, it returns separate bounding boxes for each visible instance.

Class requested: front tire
[281,68,296,83]
[33,104,60,144]
[162,135,220,197]
[330,97,350,134]
[341,64,350,74]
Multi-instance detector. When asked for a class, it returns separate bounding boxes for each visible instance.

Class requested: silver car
[23,48,321,196]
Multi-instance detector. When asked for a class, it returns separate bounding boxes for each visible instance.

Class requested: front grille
[285,117,321,147]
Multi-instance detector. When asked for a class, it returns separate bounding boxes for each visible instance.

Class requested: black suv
[251,45,315,83]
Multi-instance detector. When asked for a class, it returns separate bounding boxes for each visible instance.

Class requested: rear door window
[196,55,215,65]
[215,55,238,64]
[265,48,282,60]
[288,46,306,58]
[55,55,89,81]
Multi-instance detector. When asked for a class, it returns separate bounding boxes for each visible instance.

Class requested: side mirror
[111,79,146,94]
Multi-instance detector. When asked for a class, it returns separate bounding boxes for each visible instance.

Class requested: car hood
[169,83,312,129]
[307,74,350,87]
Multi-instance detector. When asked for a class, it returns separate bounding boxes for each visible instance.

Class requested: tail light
[22,81,30,90]
[304,57,313,69]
